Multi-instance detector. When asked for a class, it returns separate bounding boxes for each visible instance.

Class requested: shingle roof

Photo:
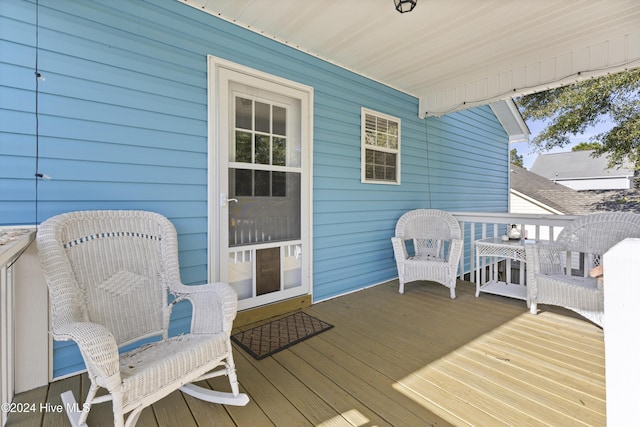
[581,189,640,213]
[510,165,594,215]
[530,150,634,180]
[511,164,640,214]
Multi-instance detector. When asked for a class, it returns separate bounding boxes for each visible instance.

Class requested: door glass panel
[235,97,252,130]
[228,250,252,300]
[255,135,270,164]
[228,169,301,246]
[283,244,302,290]
[273,137,286,166]
[235,131,252,162]
[273,106,286,135]
[234,169,253,197]
[255,170,270,197]
[255,101,270,133]
[272,171,286,197]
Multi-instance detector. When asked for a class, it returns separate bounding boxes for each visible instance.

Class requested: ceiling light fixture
[394,0,417,13]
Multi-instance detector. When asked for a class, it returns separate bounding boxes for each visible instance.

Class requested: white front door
[209,57,313,311]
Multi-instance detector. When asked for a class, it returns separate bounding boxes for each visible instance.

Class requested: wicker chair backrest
[556,212,640,256]
[396,209,461,241]
[38,210,181,348]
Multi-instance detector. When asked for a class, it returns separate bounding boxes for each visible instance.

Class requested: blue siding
[1,0,508,378]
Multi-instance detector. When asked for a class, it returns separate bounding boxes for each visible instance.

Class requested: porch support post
[603,238,640,425]
[13,241,49,392]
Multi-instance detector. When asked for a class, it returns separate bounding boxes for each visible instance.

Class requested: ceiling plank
[180,0,640,117]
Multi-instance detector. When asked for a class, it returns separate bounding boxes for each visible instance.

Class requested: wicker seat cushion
[536,275,602,311]
[119,333,227,407]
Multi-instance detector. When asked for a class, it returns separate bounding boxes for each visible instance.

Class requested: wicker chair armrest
[525,243,567,301]
[171,282,238,335]
[391,237,408,262]
[54,322,121,389]
[448,238,463,268]
[526,243,566,275]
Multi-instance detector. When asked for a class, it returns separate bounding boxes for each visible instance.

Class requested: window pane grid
[362,109,400,184]
[234,96,289,167]
[232,169,292,198]
[364,113,399,150]
[365,149,396,180]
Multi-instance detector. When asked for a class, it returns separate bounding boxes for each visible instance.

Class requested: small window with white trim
[361,108,400,184]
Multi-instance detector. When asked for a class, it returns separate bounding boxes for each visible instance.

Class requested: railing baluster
[450,212,577,284]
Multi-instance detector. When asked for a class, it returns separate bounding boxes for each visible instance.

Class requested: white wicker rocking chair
[525,211,640,327]
[391,209,463,298]
[37,210,249,427]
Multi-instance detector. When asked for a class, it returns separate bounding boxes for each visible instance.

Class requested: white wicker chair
[391,209,463,298]
[525,212,640,327]
[37,210,249,427]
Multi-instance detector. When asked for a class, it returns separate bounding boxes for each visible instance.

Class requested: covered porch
[7,279,604,426]
[3,1,638,424]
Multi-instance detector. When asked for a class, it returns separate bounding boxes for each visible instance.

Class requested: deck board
[4,386,46,426]
[289,339,444,426]
[272,349,393,426]
[45,376,81,427]
[7,279,606,426]
[181,381,236,427]
[231,352,313,426]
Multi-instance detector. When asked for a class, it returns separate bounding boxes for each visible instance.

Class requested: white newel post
[603,238,640,426]
[13,241,49,392]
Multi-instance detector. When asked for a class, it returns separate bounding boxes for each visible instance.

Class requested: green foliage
[516,68,640,169]
[510,148,524,167]
[572,142,603,151]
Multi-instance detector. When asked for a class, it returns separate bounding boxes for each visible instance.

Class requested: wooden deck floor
[7,280,605,427]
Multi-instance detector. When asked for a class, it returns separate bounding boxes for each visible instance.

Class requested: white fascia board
[489,99,530,143]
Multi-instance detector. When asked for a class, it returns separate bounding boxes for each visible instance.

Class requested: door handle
[220,193,239,207]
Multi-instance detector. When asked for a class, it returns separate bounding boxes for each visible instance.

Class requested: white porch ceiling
[180,0,640,117]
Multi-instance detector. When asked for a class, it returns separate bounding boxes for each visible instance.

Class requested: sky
[511,118,613,169]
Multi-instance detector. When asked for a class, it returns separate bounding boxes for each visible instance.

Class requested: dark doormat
[231,311,333,360]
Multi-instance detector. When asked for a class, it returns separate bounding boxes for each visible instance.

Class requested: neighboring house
[510,164,592,216]
[510,164,640,239]
[531,150,636,190]
[510,163,640,289]
[1,0,526,379]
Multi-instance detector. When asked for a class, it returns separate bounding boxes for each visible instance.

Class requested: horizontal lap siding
[1,0,508,376]
[426,107,510,271]
[429,111,509,210]
[1,3,38,223]
[1,0,218,377]
[313,83,421,300]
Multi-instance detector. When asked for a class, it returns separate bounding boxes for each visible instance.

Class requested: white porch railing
[450,212,580,282]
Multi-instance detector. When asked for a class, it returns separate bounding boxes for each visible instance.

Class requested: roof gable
[510,165,592,215]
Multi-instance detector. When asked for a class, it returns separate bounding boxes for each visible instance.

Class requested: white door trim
[207,55,314,307]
